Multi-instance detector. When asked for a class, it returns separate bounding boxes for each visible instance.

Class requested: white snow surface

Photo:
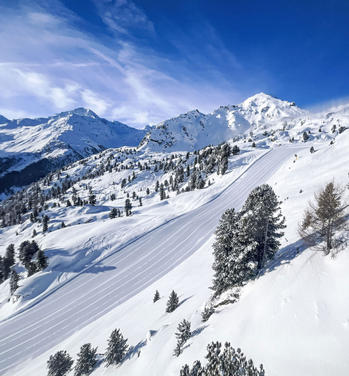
[0,94,348,376]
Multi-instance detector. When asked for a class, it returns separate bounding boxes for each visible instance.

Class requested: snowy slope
[0,94,348,376]
[0,108,146,195]
[0,146,301,375]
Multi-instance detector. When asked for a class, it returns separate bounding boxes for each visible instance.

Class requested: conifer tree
[125,199,132,216]
[174,319,191,356]
[240,184,285,270]
[47,350,74,376]
[109,208,118,219]
[3,244,15,279]
[105,329,128,366]
[166,290,179,313]
[43,215,49,232]
[299,182,347,254]
[153,290,160,303]
[232,145,240,155]
[211,208,240,295]
[160,184,166,200]
[10,270,19,295]
[37,249,48,271]
[74,343,98,376]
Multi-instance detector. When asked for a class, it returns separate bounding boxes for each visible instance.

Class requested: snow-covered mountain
[0,108,146,195]
[139,93,307,151]
[0,92,348,375]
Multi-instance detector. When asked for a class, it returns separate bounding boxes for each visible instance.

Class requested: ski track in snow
[0,146,302,375]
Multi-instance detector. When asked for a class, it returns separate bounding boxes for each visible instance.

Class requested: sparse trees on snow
[299,182,347,254]
[180,341,265,376]
[105,329,128,366]
[47,350,74,376]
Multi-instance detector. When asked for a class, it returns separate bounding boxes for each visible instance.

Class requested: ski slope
[0,146,301,375]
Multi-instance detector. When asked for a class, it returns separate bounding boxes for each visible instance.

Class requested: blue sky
[0,0,348,127]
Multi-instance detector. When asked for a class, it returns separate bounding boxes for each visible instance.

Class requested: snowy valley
[0,93,348,376]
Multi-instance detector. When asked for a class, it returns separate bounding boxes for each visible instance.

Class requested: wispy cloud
[0,0,261,127]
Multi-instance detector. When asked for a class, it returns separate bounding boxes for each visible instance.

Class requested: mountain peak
[0,114,9,124]
[57,107,98,119]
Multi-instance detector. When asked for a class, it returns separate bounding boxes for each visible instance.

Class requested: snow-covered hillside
[0,108,146,195]
[0,93,348,376]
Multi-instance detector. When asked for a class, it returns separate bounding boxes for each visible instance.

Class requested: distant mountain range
[0,93,347,195]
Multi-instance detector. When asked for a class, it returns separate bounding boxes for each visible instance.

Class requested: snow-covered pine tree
[153,290,160,303]
[3,244,15,279]
[43,215,49,232]
[36,249,48,271]
[109,208,118,219]
[166,290,179,313]
[174,319,191,356]
[160,184,166,200]
[201,305,215,322]
[10,270,19,295]
[105,328,128,366]
[240,184,285,270]
[232,145,240,155]
[47,350,74,376]
[211,208,240,296]
[74,343,98,376]
[125,199,132,216]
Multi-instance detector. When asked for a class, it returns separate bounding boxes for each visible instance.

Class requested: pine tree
[47,350,74,376]
[74,343,98,376]
[3,244,15,279]
[105,329,128,366]
[88,194,96,206]
[19,240,40,270]
[43,215,49,232]
[36,249,48,271]
[153,290,160,303]
[174,319,191,356]
[125,199,132,216]
[201,305,215,322]
[160,184,166,200]
[109,208,118,219]
[232,145,240,155]
[10,270,19,295]
[240,184,285,270]
[211,208,240,295]
[166,290,179,313]
[299,182,347,254]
